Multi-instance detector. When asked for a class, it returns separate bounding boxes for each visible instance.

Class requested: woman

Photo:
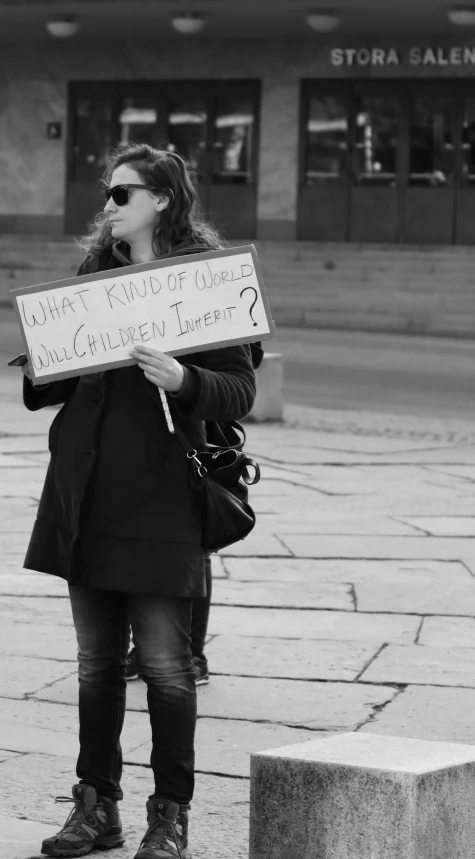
[21,143,256,859]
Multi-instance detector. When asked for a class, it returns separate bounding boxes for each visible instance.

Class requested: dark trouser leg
[129,594,196,806]
[190,555,212,662]
[68,586,129,801]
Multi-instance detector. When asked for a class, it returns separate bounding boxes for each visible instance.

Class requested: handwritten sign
[10,245,276,384]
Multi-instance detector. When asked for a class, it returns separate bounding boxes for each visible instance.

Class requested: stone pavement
[3,368,475,858]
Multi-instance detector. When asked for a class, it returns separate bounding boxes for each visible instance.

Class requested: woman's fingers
[130,346,184,393]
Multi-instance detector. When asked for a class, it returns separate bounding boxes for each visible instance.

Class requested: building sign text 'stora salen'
[331,46,475,68]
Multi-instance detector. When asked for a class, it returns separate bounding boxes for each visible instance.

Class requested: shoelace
[139,812,183,859]
[52,796,102,838]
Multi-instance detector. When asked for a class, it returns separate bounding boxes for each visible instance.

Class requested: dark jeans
[190,556,212,664]
[68,586,196,805]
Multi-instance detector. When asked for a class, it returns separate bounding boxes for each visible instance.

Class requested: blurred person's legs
[190,555,212,685]
[126,556,212,686]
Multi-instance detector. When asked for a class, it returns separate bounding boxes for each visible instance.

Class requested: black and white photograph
[4,1,475,858]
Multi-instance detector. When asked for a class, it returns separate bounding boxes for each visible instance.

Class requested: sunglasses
[105,184,158,206]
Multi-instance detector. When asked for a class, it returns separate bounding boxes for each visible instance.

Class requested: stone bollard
[249,732,475,859]
[247,352,283,422]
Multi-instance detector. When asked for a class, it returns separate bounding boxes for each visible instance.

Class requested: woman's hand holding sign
[131,344,185,393]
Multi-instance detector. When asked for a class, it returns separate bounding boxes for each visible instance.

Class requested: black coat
[23,245,256,597]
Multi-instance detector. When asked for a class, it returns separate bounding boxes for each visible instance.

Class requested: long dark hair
[79,143,224,262]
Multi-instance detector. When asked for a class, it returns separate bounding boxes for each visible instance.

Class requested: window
[212,97,255,184]
[409,98,454,187]
[353,97,399,186]
[461,98,475,186]
[166,99,207,176]
[119,98,159,147]
[305,95,348,181]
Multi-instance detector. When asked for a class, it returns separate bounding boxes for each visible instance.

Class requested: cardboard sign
[10,244,276,384]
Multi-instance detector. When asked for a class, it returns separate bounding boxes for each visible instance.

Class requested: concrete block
[247,353,283,422]
[249,732,475,859]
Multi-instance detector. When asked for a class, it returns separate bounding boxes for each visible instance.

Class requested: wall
[2,36,475,237]
[3,236,475,338]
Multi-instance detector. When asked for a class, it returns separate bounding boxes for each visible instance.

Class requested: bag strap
[173,422,199,458]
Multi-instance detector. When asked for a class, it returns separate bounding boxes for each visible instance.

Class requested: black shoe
[41,784,124,857]
[192,656,210,687]
[134,798,190,858]
[126,646,140,681]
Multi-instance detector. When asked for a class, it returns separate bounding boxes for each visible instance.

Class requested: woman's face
[104,164,160,243]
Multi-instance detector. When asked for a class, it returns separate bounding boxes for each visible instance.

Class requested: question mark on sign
[240,287,258,327]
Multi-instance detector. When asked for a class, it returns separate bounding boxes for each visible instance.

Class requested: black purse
[173,420,261,553]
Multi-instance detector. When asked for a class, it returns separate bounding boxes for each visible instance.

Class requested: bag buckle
[187,449,208,476]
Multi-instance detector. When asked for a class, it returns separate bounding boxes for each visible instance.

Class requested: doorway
[299,79,475,244]
[65,80,260,239]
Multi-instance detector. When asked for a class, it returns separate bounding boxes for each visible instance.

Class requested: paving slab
[220,532,291,557]
[129,718,322,778]
[361,685,475,744]
[0,575,68,598]
[208,556,227,579]
[279,533,475,562]
[0,412,54,436]
[361,644,475,687]
[2,657,76,699]
[0,468,47,484]
[0,454,40,467]
[256,515,420,536]
[400,516,475,536]
[33,671,397,730]
[0,555,31,569]
[425,465,475,481]
[207,606,420,643]
[0,620,77,660]
[0,751,23,763]
[0,597,74,625]
[355,571,475,615]
[0,754,251,859]
[0,815,54,859]
[250,480,330,500]
[0,485,44,498]
[6,452,50,465]
[205,635,378,681]
[211,579,354,610]
[0,436,49,453]
[419,616,475,647]
[223,557,465,584]
[0,534,34,554]
[0,511,38,533]
[0,698,153,758]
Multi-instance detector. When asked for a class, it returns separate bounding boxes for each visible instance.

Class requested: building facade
[2,0,475,246]
[3,2,475,337]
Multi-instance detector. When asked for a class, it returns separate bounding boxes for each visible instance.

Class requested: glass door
[166,82,260,238]
[455,94,475,244]
[65,84,116,235]
[298,89,349,240]
[349,90,402,242]
[404,91,455,243]
[66,80,260,239]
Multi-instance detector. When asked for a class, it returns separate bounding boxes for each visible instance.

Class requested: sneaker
[192,656,209,687]
[41,783,124,857]
[134,798,190,858]
[127,646,140,681]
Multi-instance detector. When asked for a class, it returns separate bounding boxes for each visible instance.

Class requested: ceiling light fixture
[448,6,475,25]
[171,13,206,34]
[46,15,80,38]
[306,10,341,32]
